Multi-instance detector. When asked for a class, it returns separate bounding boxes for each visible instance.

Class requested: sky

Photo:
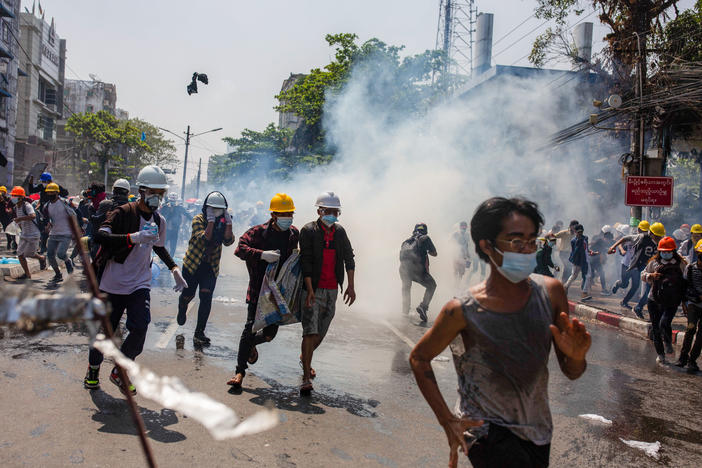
[43,0,695,186]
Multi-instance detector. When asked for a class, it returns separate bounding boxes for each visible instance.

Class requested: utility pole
[195,158,201,199]
[181,125,191,200]
[631,15,648,222]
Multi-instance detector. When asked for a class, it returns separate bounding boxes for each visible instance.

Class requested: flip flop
[248,347,259,365]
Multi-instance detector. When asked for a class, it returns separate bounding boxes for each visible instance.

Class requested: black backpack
[652,261,686,307]
[400,235,423,264]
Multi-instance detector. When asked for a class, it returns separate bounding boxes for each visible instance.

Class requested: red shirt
[317,224,338,289]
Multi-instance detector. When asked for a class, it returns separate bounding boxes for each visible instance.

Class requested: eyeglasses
[496,238,538,252]
[320,208,340,216]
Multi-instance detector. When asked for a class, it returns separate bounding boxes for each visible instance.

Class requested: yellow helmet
[45,182,60,193]
[649,222,666,237]
[269,193,295,213]
[0,186,6,194]
[638,220,650,232]
[691,224,702,234]
[696,239,702,253]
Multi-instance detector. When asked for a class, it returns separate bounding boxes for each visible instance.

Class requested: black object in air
[187,72,208,95]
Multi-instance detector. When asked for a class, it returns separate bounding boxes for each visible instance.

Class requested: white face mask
[490,247,537,283]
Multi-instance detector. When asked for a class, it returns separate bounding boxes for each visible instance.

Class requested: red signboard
[625,176,674,207]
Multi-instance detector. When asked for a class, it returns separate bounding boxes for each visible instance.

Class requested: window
[37,114,54,141]
[0,95,7,121]
[38,77,57,107]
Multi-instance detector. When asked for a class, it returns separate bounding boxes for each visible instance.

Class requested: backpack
[400,235,423,264]
[652,260,686,307]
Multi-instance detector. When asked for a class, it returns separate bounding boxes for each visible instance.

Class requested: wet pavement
[1,246,701,467]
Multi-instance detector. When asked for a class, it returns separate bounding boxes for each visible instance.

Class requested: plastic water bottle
[143,222,158,237]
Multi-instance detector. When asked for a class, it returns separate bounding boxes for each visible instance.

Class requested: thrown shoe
[109,367,136,396]
[83,366,100,389]
[687,361,699,373]
[416,305,428,322]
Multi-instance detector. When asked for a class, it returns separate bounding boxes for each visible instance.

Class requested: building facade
[0,0,20,186]
[278,73,305,131]
[14,12,65,184]
[63,78,116,115]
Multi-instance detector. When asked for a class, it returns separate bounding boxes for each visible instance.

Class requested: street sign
[625,176,674,207]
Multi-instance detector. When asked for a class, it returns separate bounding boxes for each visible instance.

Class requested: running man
[410,197,590,468]
[10,186,46,279]
[399,223,437,322]
[42,182,77,284]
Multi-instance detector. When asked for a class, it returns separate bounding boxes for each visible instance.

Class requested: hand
[305,289,315,308]
[440,416,484,468]
[172,268,188,292]
[607,247,616,255]
[549,311,591,362]
[261,250,280,263]
[129,229,159,244]
[343,285,356,305]
[649,272,662,281]
[224,210,232,225]
[206,207,216,223]
[591,251,600,256]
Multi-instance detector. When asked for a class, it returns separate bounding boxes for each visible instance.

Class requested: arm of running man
[542,276,590,380]
[410,300,483,468]
[234,225,263,261]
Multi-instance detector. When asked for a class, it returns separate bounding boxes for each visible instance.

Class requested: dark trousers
[166,230,178,257]
[558,250,571,282]
[635,283,652,312]
[621,267,642,305]
[235,301,279,376]
[468,424,550,468]
[5,233,16,250]
[590,260,606,290]
[680,303,702,363]
[88,289,151,366]
[179,263,217,333]
[400,264,436,313]
[647,299,677,355]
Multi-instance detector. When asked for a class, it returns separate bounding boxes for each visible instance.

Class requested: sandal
[227,373,244,388]
[299,380,313,396]
[248,347,259,365]
[299,359,316,379]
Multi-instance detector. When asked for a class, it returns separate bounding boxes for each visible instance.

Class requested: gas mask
[145,193,163,210]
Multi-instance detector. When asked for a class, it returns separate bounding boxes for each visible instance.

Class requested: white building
[0,0,20,186]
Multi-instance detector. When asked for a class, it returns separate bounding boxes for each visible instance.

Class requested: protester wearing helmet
[399,222,438,322]
[28,171,69,204]
[298,191,356,394]
[678,224,702,264]
[177,191,235,346]
[41,182,77,283]
[641,236,687,363]
[84,165,188,395]
[228,193,299,389]
[10,186,46,279]
[677,239,702,372]
[160,192,189,256]
[0,185,17,251]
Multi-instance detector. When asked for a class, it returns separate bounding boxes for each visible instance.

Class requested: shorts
[17,237,40,257]
[302,288,338,337]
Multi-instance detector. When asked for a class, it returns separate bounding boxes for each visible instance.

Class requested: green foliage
[653,1,702,66]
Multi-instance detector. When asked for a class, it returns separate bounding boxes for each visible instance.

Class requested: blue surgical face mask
[321,215,338,226]
[490,247,537,283]
[276,216,293,231]
[660,251,674,260]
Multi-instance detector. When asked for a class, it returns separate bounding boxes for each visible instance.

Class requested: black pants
[680,303,702,363]
[166,230,178,257]
[590,260,606,290]
[235,301,279,376]
[179,263,217,333]
[469,424,550,468]
[400,264,436,313]
[647,299,677,355]
[88,289,151,366]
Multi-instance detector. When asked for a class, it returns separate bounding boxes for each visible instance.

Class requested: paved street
[1,246,701,467]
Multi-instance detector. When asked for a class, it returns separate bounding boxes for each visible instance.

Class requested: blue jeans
[621,267,642,305]
[635,283,652,312]
[47,234,71,274]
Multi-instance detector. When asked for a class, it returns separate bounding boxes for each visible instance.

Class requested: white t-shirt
[46,200,73,237]
[16,202,41,239]
[99,213,167,295]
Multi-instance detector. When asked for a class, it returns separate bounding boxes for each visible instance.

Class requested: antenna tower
[434,0,477,79]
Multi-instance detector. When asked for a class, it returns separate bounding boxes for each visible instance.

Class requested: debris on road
[578,414,613,424]
[619,438,661,460]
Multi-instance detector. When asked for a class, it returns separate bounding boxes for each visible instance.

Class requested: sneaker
[176,305,187,326]
[633,308,644,319]
[665,342,674,355]
[193,332,211,347]
[65,260,74,274]
[687,361,700,373]
[600,291,611,296]
[49,273,63,283]
[83,366,100,389]
[416,305,428,322]
[674,356,688,367]
[612,283,620,294]
[39,257,47,270]
[620,301,631,310]
[656,354,666,364]
[581,294,592,302]
[109,367,136,396]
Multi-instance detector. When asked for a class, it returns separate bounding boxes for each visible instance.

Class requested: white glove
[206,207,216,223]
[129,229,159,244]
[261,250,280,263]
[224,210,232,225]
[172,268,188,292]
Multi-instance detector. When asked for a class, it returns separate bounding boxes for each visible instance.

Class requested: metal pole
[195,158,201,199]
[180,125,190,200]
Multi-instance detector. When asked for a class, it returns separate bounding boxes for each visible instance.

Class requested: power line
[493,13,535,47]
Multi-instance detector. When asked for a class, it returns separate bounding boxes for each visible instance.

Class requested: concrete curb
[0,259,41,278]
[568,301,687,346]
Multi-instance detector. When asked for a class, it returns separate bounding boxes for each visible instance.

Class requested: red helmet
[657,236,677,252]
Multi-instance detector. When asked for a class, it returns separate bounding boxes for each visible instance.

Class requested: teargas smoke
[223,56,630,318]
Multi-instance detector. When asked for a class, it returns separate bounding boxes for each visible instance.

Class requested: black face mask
[48,194,58,201]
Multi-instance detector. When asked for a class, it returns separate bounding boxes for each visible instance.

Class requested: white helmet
[136,165,169,190]
[601,224,613,234]
[112,178,130,192]
[204,191,227,208]
[673,229,686,241]
[314,191,341,209]
[616,225,630,235]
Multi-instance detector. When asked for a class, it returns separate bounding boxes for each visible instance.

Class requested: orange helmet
[10,186,25,197]
[657,236,677,252]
